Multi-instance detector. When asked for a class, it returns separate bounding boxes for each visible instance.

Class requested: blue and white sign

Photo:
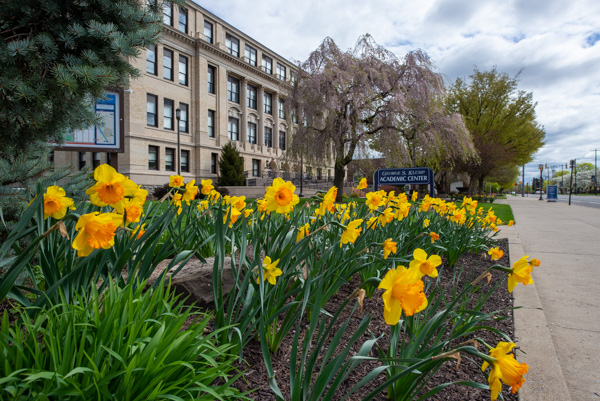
[547,185,558,202]
[374,167,434,196]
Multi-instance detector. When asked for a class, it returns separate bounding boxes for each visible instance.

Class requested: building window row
[226,33,239,57]
[245,44,257,66]
[247,84,257,109]
[146,45,188,87]
[147,93,188,133]
[227,75,240,103]
[163,1,188,35]
[204,20,213,43]
[148,145,189,172]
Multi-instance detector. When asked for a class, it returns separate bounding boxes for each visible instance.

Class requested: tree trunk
[478,175,485,194]
[333,162,346,202]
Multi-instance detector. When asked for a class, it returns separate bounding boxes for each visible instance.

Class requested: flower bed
[0,166,538,401]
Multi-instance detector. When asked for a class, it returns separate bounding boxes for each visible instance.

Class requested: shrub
[217,142,246,186]
[0,280,246,401]
[152,182,171,199]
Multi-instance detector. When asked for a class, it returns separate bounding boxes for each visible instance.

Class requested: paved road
[513,194,600,209]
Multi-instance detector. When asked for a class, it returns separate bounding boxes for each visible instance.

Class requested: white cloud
[194,0,600,184]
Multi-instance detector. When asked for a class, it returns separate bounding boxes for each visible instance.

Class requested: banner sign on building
[54,91,123,152]
[373,167,434,196]
[547,185,558,202]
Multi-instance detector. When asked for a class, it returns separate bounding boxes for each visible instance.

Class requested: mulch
[234,238,517,400]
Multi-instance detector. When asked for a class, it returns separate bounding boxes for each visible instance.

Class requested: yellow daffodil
[318,186,337,215]
[223,206,242,228]
[409,248,442,278]
[340,219,363,247]
[365,191,384,210]
[131,223,146,239]
[529,258,540,267]
[411,191,418,202]
[259,256,282,285]
[488,247,503,261]
[72,212,123,257]
[394,202,411,221]
[171,192,183,215]
[296,223,310,242]
[208,189,221,203]
[378,207,394,227]
[481,341,529,400]
[429,232,439,243]
[382,238,397,259]
[508,220,515,227]
[42,186,74,220]
[198,200,209,211]
[264,178,299,214]
[507,255,535,293]
[201,179,214,195]
[182,179,198,204]
[244,208,253,218]
[356,178,367,190]
[232,195,247,210]
[423,219,430,228]
[86,164,137,212]
[124,199,143,224]
[450,208,466,225]
[379,265,427,325]
[132,186,148,205]
[366,216,379,230]
[169,175,184,188]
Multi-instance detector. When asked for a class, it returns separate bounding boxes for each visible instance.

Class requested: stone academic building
[54,1,309,187]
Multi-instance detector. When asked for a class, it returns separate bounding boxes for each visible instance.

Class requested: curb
[497,225,572,401]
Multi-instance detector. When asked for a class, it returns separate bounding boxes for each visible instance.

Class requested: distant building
[53,1,312,187]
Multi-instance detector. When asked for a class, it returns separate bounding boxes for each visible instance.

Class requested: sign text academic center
[53,1,304,186]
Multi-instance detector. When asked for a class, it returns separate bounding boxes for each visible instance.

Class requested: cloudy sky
[196,0,600,185]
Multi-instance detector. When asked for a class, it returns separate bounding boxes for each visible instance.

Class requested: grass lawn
[478,203,515,224]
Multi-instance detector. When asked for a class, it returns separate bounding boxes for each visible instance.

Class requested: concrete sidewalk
[496,196,600,401]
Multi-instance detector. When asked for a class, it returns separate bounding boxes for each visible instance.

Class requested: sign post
[373,167,434,197]
[547,185,558,202]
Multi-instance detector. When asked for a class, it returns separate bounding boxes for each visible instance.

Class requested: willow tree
[447,68,546,194]
[288,35,473,200]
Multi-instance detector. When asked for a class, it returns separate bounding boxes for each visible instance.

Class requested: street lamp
[175,108,181,175]
[538,164,544,201]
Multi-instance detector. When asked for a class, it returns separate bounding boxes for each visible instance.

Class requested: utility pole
[569,159,575,205]
[592,148,598,196]
[522,165,525,197]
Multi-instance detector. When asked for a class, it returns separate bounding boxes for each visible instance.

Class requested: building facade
[54,1,302,187]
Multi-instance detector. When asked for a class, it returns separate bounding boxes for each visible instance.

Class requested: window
[278,98,285,119]
[279,131,286,150]
[178,55,188,85]
[262,55,272,74]
[248,122,257,144]
[252,159,260,177]
[211,153,218,174]
[163,48,173,80]
[207,65,215,94]
[245,45,257,66]
[163,0,172,25]
[264,92,272,114]
[264,127,272,148]
[147,94,157,126]
[164,98,174,130]
[226,34,239,57]
[317,168,322,180]
[92,152,101,168]
[228,117,239,141]
[146,45,157,75]
[79,152,86,170]
[208,110,215,137]
[178,103,188,133]
[276,63,286,81]
[178,6,187,33]
[227,75,239,103]
[181,150,189,173]
[204,21,213,43]
[247,84,257,109]
[290,71,296,85]
[148,146,159,170]
[165,148,175,171]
